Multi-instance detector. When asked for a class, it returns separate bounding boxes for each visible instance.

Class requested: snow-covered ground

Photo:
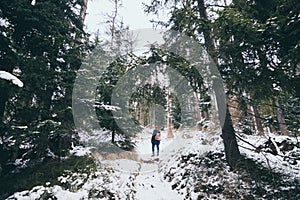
[238,132,300,179]
[133,129,214,200]
[8,127,300,200]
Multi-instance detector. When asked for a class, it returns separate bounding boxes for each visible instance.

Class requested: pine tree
[145,0,241,168]
[0,0,88,177]
[214,0,299,135]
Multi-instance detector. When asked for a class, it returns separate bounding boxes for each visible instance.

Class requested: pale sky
[85,0,168,35]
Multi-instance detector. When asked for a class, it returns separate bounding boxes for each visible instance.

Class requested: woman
[151,125,161,156]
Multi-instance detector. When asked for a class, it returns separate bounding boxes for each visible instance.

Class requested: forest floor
[8,126,300,200]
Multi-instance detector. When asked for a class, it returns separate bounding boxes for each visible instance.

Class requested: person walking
[151,125,161,156]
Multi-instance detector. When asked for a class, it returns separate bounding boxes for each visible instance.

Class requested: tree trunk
[252,105,264,135]
[167,118,174,138]
[75,0,88,44]
[295,76,300,97]
[194,92,202,130]
[139,102,144,125]
[194,92,202,122]
[275,100,288,135]
[0,86,8,121]
[197,0,241,168]
[110,0,119,47]
[167,91,174,138]
[80,0,88,22]
[222,106,241,168]
[213,77,241,169]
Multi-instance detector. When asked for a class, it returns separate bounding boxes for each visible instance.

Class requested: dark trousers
[152,140,160,155]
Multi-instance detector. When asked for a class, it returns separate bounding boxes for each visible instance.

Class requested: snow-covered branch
[0,70,23,87]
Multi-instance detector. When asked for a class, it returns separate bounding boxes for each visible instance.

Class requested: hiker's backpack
[155,133,161,140]
[151,130,160,141]
[151,133,156,141]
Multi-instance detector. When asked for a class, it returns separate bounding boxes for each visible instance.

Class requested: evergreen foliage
[0,0,89,195]
[0,0,299,197]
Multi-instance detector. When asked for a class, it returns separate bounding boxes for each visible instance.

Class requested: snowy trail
[132,129,198,200]
[10,129,300,200]
[134,169,181,200]
[93,129,215,199]
[98,130,189,199]
[9,129,218,200]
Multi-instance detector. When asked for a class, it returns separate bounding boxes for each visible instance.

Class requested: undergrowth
[0,155,96,199]
[165,151,300,199]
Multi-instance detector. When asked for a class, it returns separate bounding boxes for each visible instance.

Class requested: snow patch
[70,143,92,156]
[31,0,36,6]
[0,70,23,87]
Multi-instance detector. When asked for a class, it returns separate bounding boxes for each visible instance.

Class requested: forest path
[100,129,214,199]
[132,129,203,199]
[134,131,186,200]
